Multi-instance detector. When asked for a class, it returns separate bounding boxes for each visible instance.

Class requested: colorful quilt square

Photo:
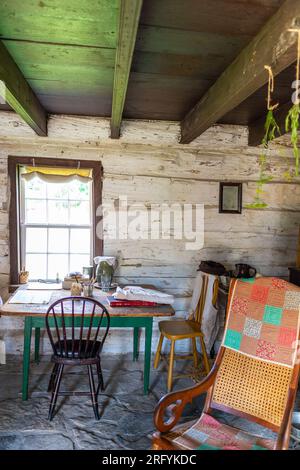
[240,336,259,355]
[263,306,282,325]
[243,318,262,339]
[196,443,220,450]
[281,309,299,329]
[256,340,276,361]
[266,288,286,308]
[244,301,265,321]
[283,291,300,310]
[261,323,279,343]
[224,329,242,350]
[251,285,270,304]
[278,327,297,347]
[235,282,253,299]
[271,278,289,290]
[232,297,249,316]
[274,345,296,365]
[227,312,245,332]
[184,429,209,443]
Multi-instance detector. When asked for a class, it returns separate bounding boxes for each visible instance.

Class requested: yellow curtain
[21,165,92,183]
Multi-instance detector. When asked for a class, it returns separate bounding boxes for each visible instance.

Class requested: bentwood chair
[45,296,110,421]
[154,273,217,391]
[153,277,300,450]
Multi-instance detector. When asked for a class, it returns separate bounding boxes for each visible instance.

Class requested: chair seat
[159,320,203,339]
[53,339,102,359]
[161,413,275,450]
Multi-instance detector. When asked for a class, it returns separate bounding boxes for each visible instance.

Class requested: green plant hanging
[246,66,279,209]
[262,109,280,148]
[285,28,300,178]
[285,103,300,177]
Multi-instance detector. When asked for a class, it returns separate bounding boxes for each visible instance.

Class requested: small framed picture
[219,182,242,214]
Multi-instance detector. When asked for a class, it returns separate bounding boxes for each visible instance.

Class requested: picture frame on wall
[219,182,242,214]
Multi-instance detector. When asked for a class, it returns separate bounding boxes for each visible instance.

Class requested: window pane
[70,254,91,273]
[48,228,69,253]
[69,200,90,225]
[69,180,90,200]
[47,182,69,200]
[48,254,68,279]
[24,177,46,199]
[70,228,90,254]
[26,254,47,280]
[25,199,47,224]
[26,228,47,253]
[48,200,69,224]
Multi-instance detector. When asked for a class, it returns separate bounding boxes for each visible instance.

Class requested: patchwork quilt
[172,413,274,450]
[223,277,300,367]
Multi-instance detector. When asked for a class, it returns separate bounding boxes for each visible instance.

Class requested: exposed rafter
[180,0,300,144]
[0,41,47,136]
[110,0,143,139]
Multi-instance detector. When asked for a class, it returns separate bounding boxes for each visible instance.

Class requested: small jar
[71,282,82,296]
[83,284,93,297]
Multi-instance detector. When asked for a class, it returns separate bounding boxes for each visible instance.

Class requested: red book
[107,296,159,307]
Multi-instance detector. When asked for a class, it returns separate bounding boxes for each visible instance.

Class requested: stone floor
[0,354,298,450]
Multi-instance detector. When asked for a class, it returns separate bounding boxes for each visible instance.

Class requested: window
[20,176,92,280]
[8,157,103,284]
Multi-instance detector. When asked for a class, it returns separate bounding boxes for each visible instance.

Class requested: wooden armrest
[154,364,219,433]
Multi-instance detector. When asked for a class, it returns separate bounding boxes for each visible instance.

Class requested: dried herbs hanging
[285,103,300,177]
[246,66,279,209]
[286,29,300,177]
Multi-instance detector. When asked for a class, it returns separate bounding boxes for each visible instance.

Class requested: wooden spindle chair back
[46,296,110,361]
[194,274,219,325]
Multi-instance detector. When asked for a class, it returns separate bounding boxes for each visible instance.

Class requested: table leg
[133,327,139,361]
[22,316,32,401]
[34,327,40,364]
[143,318,153,395]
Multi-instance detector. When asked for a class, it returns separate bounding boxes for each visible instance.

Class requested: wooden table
[0,287,174,399]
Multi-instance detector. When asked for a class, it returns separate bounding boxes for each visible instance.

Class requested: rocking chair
[153,277,300,450]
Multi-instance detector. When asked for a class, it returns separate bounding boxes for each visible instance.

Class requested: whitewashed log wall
[0,111,299,355]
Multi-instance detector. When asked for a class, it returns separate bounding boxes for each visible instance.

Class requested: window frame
[8,156,103,284]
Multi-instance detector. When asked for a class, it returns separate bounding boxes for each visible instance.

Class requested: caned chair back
[209,277,300,430]
[46,296,110,359]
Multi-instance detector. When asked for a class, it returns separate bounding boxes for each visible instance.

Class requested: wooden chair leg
[48,364,64,421]
[199,336,210,375]
[88,364,100,420]
[154,334,164,369]
[167,340,175,392]
[96,359,104,393]
[191,338,198,367]
[47,363,59,392]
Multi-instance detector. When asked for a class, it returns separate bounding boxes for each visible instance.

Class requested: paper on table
[26,282,62,290]
[8,290,53,304]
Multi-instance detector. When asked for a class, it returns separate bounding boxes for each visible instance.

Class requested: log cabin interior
[0,0,300,453]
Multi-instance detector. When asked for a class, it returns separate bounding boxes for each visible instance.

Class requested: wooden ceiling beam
[248,101,291,146]
[110,0,143,139]
[180,0,300,144]
[0,41,47,136]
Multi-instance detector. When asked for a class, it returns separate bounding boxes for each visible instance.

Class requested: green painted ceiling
[0,0,294,124]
